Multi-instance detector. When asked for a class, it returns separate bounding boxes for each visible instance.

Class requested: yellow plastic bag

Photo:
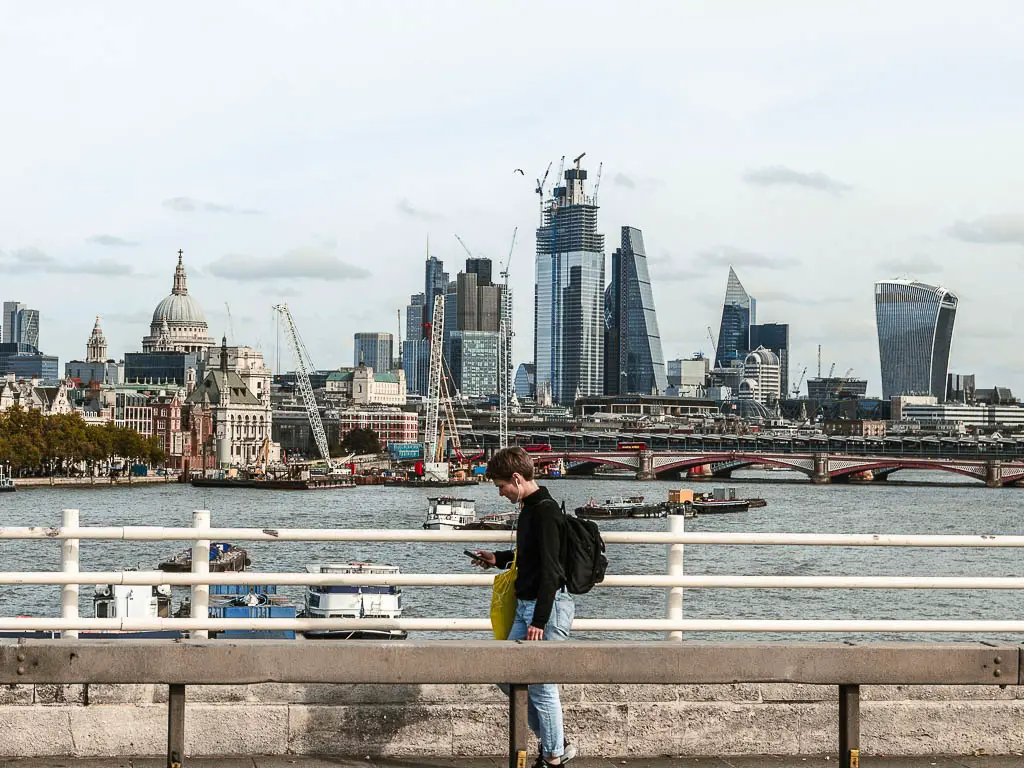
[490,553,518,640]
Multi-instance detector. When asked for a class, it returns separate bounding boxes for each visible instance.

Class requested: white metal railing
[3,508,1024,636]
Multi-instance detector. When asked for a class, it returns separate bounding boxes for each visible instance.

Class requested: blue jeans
[504,592,575,759]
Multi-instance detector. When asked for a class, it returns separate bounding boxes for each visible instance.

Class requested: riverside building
[874,279,958,399]
[534,156,605,404]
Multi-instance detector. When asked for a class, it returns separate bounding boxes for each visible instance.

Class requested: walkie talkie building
[874,279,958,400]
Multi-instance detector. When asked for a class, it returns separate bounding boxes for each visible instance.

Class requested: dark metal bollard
[508,684,529,768]
[167,683,186,768]
[839,684,860,768]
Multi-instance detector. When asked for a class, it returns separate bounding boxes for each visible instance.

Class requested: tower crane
[498,226,518,448]
[843,368,854,378]
[453,233,474,260]
[828,362,836,379]
[272,304,337,473]
[706,326,718,363]
[222,303,234,346]
[422,294,460,477]
[793,366,808,397]
[592,162,603,205]
[534,161,552,225]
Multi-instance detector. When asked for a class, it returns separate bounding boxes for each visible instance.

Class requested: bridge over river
[533,450,1024,487]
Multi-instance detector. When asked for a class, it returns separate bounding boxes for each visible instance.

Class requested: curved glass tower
[874,280,958,399]
[604,226,668,395]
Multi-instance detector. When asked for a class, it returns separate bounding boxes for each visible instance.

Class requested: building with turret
[66,317,124,385]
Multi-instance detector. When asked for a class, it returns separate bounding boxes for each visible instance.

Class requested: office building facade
[0,343,58,380]
[714,267,756,368]
[604,226,667,396]
[874,280,958,399]
[353,332,394,372]
[424,256,448,328]
[750,322,789,397]
[535,159,605,404]
[2,302,39,348]
[741,346,782,406]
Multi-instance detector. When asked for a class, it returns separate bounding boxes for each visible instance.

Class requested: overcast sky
[2,1,1022,395]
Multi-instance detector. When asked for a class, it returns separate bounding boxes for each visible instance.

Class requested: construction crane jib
[498,226,518,448]
[272,304,334,472]
[423,294,446,462]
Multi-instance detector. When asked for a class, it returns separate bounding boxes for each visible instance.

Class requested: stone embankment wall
[0,682,1021,758]
[13,475,175,489]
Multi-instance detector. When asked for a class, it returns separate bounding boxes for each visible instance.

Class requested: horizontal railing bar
[6,527,1024,547]
[5,571,1024,590]
[2,618,1024,632]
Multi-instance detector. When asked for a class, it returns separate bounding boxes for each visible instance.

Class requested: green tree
[341,427,382,456]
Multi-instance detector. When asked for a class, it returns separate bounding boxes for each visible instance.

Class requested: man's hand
[526,625,544,641]
[471,550,497,569]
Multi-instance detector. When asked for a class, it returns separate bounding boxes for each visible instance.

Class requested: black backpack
[560,502,608,594]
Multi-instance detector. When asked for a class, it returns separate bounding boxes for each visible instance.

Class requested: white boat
[94,583,172,619]
[302,562,406,640]
[0,466,14,492]
[423,496,476,530]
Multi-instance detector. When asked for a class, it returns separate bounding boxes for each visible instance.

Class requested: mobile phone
[464,549,481,560]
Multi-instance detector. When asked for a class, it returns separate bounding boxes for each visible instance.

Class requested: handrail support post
[191,510,211,639]
[167,683,185,768]
[61,509,80,639]
[839,683,860,768]
[666,513,684,640]
[508,683,529,768]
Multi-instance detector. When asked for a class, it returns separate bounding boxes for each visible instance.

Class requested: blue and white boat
[302,562,406,640]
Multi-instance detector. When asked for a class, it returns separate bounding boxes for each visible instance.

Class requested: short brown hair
[486,447,535,482]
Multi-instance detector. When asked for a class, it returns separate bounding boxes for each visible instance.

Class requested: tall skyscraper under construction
[875,279,958,399]
[534,156,605,404]
[604,226,667,395]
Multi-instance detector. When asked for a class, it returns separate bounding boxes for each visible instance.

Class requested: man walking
[471,447,576,766]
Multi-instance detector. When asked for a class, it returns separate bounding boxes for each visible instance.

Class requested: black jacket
[494,486,567,629]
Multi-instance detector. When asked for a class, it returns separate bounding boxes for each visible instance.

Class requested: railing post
[190,509,211,640]
[167,683,186,768]
[839,684,860,768]
[666,512,684,640]
[61,508,80,639]
[508,684,529,768]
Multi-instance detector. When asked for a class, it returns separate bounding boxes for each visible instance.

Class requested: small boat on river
[158,541,251,572]
[301,562,406,640]
[456,511,517,530]
[424,497,477,530]
[0,466,14,493]
[575,495,670,519]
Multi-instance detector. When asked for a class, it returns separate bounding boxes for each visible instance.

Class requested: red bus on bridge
[523,443,553,453]
[617,441,648,451]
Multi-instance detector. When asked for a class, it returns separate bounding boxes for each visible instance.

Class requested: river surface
[1,471,1022,642]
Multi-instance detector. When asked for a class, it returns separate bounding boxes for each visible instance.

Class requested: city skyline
[2,3,1022,394]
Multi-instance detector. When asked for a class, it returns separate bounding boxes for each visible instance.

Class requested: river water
[1,471,1022,642]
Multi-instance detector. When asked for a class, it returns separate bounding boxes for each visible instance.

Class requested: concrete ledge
[0,692,1021,758]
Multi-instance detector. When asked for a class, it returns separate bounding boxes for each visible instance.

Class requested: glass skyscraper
[715,267,756,369]
[603,226,667,395]
[353,332,394,371]
[534,159,605,404]
[750,323,790,397]
[874,279,958,399]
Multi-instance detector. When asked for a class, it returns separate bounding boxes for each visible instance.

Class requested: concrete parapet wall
[0,682,1021,758]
